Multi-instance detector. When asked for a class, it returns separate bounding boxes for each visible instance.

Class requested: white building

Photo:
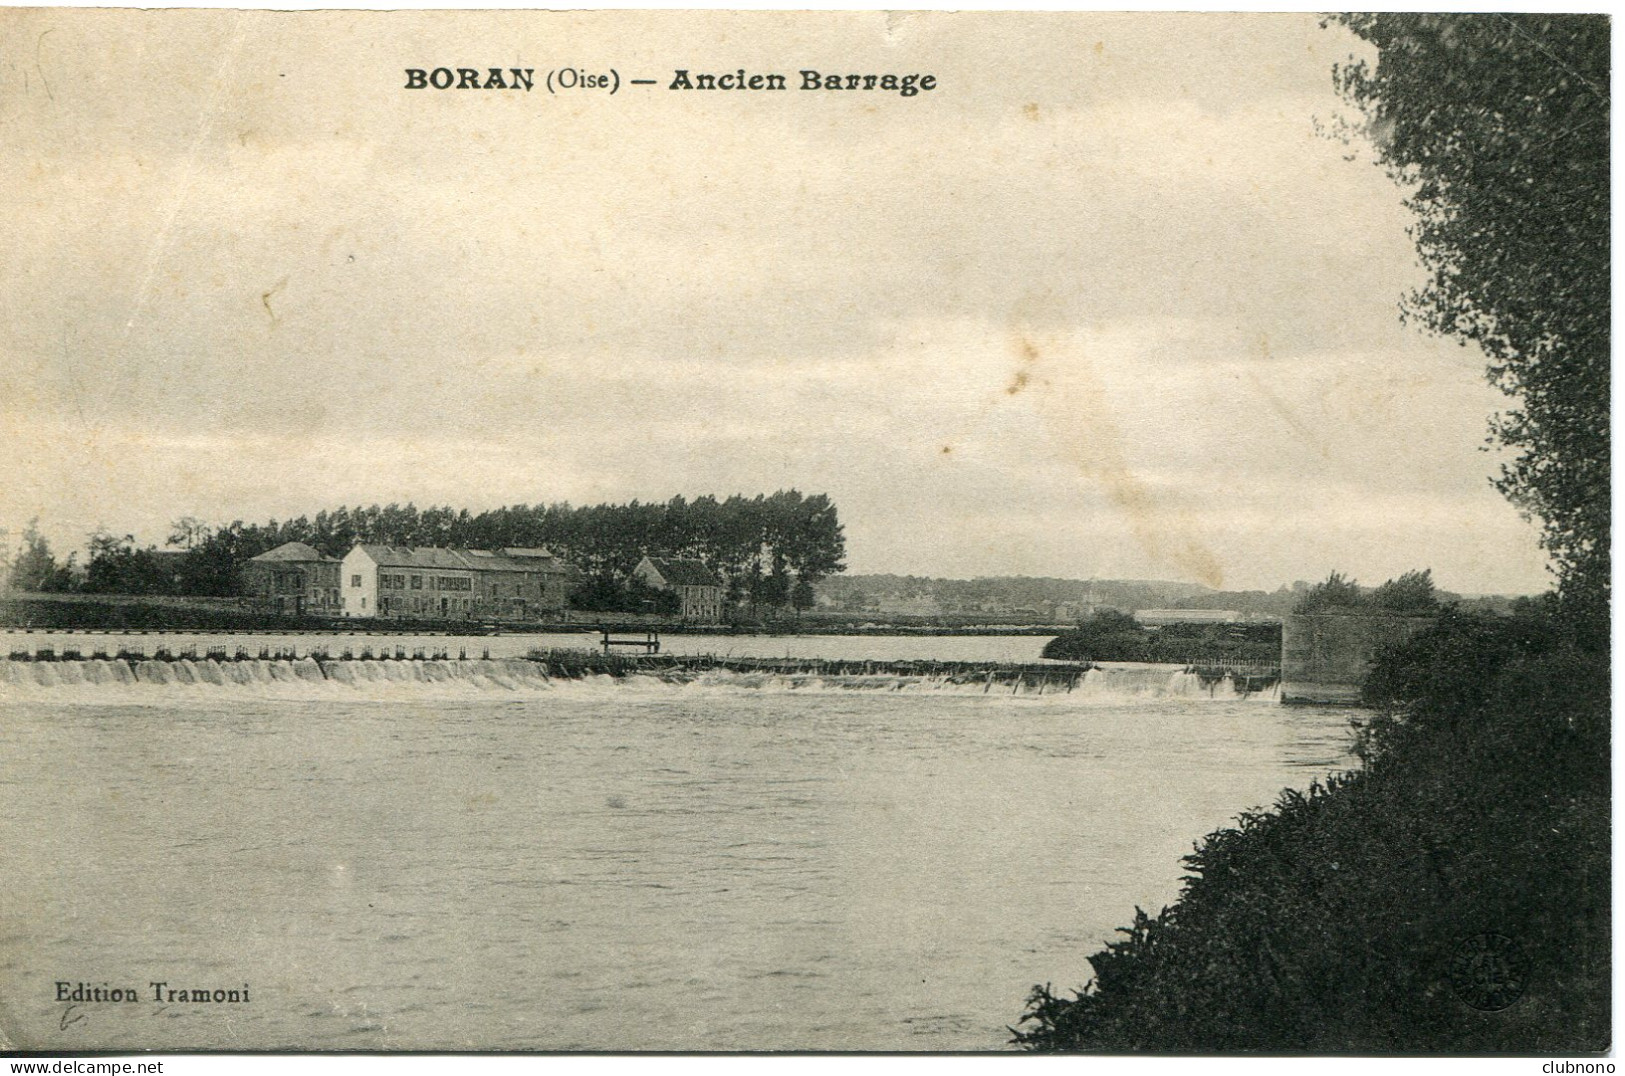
[340,544,572,620]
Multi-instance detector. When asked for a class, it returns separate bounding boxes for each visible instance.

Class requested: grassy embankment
[1014,606,1609,1052]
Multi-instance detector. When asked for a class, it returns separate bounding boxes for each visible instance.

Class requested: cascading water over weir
[0,653,1277,701]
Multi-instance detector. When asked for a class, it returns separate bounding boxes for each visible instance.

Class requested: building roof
[250,541,335,564]
[356,544,472,570]
[353,544,568,574]
[461,549,564,574]
[644,557,722,588]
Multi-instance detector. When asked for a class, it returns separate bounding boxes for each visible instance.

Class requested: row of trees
[1290,569,1442,615]
[8,491,849,612]
[4,517,232,597]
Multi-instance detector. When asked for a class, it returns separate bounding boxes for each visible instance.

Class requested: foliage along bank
[1041,609,1280,665]
[1013,606,1609,1052]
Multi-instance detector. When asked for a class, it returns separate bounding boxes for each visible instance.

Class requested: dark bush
[1042,611,1279,664]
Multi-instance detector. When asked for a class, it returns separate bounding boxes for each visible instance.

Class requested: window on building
[351,574,362,587]
[411,575,422,589]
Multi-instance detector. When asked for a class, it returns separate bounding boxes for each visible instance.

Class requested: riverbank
[0,593,1072,636]
[1013,609,1609,1052]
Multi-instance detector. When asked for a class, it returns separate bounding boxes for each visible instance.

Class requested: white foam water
[0,657,553,704]
[0,658,1278,705]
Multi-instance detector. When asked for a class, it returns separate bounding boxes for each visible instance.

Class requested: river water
[0,635,1355,1052]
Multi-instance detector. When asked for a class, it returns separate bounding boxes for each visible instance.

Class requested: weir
[0,653,1279,701]
[0,656,555,691]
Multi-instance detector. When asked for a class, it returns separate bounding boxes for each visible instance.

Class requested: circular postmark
[1449,932,1530,1011]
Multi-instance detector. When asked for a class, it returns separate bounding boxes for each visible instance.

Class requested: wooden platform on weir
[601,628,660,654]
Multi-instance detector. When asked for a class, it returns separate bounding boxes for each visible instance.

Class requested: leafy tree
[1369,568,1440,613]
[166,516,212,550]
[1042,608,1148,662]
[8,519,69,592]
[1333,14,1609,617]
[753,555,792,610]
[790,576,817,613]
[85,530,152,594]
[1292,571,1365,614]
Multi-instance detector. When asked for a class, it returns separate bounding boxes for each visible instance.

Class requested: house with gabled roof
[339,543,573,620]
[633,556,725,622]
[244,541,342,616]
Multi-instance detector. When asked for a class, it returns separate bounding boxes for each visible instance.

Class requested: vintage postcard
[0,8,1608,1057]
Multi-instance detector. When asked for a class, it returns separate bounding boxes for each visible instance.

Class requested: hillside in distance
[813,574,1296,619]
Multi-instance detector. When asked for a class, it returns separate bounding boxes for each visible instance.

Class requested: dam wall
[1281,613,1436,705]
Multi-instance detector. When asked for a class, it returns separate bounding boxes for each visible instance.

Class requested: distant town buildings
[243,542,739,622]
[633,557,724,622]
[875,594,943,617]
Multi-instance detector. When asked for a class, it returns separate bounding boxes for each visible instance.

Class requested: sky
[0,10,1553,594]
